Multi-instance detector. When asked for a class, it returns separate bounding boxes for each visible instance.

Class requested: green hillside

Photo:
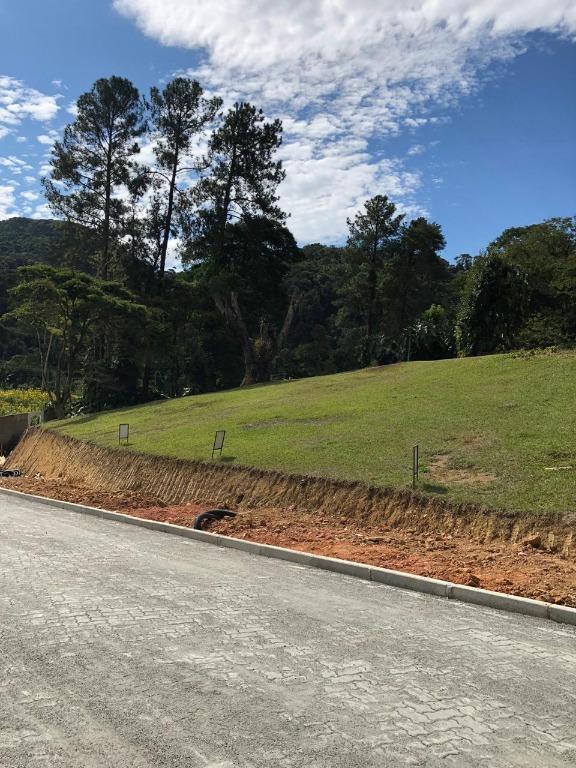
[0,216,95,319]
[50,351,576,513]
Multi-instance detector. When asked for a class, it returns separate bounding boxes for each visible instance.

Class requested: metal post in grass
[412,444,419,489]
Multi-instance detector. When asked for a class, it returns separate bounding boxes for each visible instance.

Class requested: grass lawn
[49,351,576,514]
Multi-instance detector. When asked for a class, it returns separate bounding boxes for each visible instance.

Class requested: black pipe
[193,509,236,530]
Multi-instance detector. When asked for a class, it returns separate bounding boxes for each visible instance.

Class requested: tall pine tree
[43,77,146,279]
[345,195,404,363]
[186,102,294,386]
[148,77,221,280]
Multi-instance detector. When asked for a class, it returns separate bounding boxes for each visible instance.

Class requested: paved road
[1,495,576,768]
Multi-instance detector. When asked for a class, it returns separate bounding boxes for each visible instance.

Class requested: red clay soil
[2,476,575,608]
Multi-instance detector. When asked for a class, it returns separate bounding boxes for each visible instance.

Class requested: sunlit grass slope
[50,351,576,513]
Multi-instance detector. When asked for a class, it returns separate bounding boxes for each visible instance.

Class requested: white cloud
[408,144,426,156]
[36,129,59,146]
[0,184,17,219]
[31,202,52,219]
[114,1,576,69]
[113,0,576,241]
[0,155,33,174]
[16,135,27,143]
[0,76,59,139]
[20,190,39,201]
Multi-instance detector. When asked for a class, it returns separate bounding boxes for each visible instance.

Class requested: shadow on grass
[217,456,237,463]
[419,482,449,495]
[53,397,178,428]
[56,413,100,427]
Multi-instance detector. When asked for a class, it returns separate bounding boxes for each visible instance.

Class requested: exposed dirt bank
[8,429,576,558]
[1,475,575,608]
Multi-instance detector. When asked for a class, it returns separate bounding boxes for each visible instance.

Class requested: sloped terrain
[50,350,576,512]
[3,428,576,605]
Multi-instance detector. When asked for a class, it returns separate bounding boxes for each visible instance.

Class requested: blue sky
[0,0,574,262]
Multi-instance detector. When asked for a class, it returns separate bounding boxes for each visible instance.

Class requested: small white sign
[212,430,226,457]
[119,423,129,443]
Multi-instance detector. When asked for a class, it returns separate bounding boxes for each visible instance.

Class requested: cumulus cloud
[0,76,60,140]
[113,0,575,240]
[114,1,576,70]
[36,129,59,146]
[0,184,17,219]
[31,201,52,219]
[0,155,33,174]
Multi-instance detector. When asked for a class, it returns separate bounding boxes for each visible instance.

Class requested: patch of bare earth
[428,454,497,485]
[1,475,575,608]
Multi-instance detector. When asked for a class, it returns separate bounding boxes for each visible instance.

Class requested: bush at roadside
[0,388,49,417]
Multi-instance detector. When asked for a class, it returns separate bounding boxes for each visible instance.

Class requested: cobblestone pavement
[1,495,576,768]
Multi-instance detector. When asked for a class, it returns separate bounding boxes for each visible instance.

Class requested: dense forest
[0,76,575,418]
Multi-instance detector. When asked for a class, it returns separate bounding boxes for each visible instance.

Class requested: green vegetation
[51,351,576,513]
[1,74,574,416]
[0,388,49,416]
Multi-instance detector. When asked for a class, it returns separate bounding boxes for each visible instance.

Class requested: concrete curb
[2,486,575,628]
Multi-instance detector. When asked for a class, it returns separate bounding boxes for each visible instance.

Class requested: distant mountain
[0,218,98,328]
[0,217,96,272]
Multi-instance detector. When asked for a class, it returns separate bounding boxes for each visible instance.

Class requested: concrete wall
[0,413,33,454]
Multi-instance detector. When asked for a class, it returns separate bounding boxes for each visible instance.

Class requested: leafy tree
[43,77,146,279]
[485,217,576,347]
[148,78,221,280]
[279,244,348,377]
[199,216,298,385]
[408,304,455,361]
[191,102,286,259]
[185,103,294,385]
[0,218,99,386]
[455,253,529,356]
[454,253,473,272]
[5,265,145,417]
[344,195,404,363]
[381,217,449,350]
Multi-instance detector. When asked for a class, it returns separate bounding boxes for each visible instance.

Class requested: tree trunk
[159,148,179,281]
[53,400,67,420]
[101,132,114,280]
[215,293,297,386]
[239,345,260,386]
[363,243,378,365]
[141,360,152,401]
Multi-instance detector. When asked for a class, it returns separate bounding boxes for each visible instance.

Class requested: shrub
[0,388,49,416]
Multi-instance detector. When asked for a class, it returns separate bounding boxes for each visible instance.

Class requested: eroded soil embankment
[2,428,575,605]
[1,475,575,606]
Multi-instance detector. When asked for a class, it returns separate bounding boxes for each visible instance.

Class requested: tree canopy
[1,72,574,415]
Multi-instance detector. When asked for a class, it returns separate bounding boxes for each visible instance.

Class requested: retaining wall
[0,413,41,454]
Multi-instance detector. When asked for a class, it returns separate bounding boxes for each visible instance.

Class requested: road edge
[2,486,575,627]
